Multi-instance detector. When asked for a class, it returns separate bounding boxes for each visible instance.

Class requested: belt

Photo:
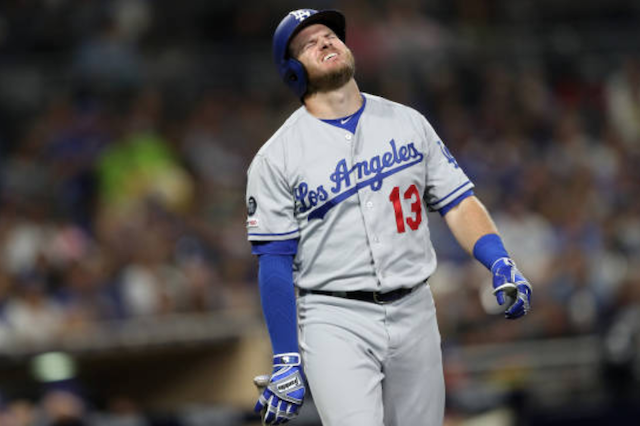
[299,282,423,305]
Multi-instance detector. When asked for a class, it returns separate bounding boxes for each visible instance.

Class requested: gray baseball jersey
[246,93,473,292]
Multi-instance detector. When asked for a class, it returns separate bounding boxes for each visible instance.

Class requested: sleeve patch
[247,196,258,216]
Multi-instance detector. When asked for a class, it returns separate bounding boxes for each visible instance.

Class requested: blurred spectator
[606,56,640,149]
[37,387,87,426]
[91,396,148,426]
[2,271,66,344]
[72,11,143,95]
[493,197,555,285]
[96,92,194,217]
[179,94,244,191]
[0,399,37,426]
[40,98,109,230]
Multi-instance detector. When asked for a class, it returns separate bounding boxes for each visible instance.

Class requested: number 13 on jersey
[389,184,422,233]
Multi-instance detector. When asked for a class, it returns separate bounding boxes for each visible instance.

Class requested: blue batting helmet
[272,9,346,98]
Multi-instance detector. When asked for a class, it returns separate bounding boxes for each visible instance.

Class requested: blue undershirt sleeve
[254,239,299,355]
[252,239,298,256]
[438,189,474,217]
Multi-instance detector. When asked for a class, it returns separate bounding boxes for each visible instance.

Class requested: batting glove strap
[490,257,516,275]
[273,352,301,367]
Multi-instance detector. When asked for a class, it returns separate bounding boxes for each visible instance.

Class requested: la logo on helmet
[290,10,311,21]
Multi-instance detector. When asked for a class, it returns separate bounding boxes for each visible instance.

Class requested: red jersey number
[389,184,422,233]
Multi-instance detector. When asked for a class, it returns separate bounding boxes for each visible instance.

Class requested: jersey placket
[350,127,386,287]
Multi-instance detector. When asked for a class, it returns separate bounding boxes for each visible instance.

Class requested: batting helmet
[273,9,346,98]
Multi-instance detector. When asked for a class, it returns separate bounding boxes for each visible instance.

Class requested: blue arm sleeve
[257,253,299,355]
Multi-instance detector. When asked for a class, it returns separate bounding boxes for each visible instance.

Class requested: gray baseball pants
[297,282,445,426]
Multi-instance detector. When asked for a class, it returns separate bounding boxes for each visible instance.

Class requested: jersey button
[366,201,373,209]
[345,133,352,141]
[373,236,379,243]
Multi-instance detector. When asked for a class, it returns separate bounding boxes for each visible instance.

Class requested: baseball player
[246,9,532,426]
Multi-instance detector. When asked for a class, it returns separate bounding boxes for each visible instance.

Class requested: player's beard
[305,48,356,96]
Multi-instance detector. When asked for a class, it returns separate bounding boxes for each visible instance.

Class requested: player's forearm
[443,195,499,256]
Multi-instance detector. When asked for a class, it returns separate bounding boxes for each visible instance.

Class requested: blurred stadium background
[0,0,639,425]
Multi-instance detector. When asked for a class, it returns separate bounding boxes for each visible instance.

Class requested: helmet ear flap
[283,58,308,99]
[285,68,297,82]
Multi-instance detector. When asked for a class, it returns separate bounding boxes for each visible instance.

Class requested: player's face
[290,24,356,95]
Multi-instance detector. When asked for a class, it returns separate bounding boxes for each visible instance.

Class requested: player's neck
[303,79,362,119]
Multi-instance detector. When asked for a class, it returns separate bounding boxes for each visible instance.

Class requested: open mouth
[323,53,338,62]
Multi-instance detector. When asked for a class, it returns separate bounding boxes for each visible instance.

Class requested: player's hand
[255,352,305,425]
[491,258,532,319]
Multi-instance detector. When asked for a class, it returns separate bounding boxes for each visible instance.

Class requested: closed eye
[303,39,317,51]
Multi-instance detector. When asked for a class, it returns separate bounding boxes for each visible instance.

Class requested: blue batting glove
[491,258,532,319]
[255,353,305,425]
